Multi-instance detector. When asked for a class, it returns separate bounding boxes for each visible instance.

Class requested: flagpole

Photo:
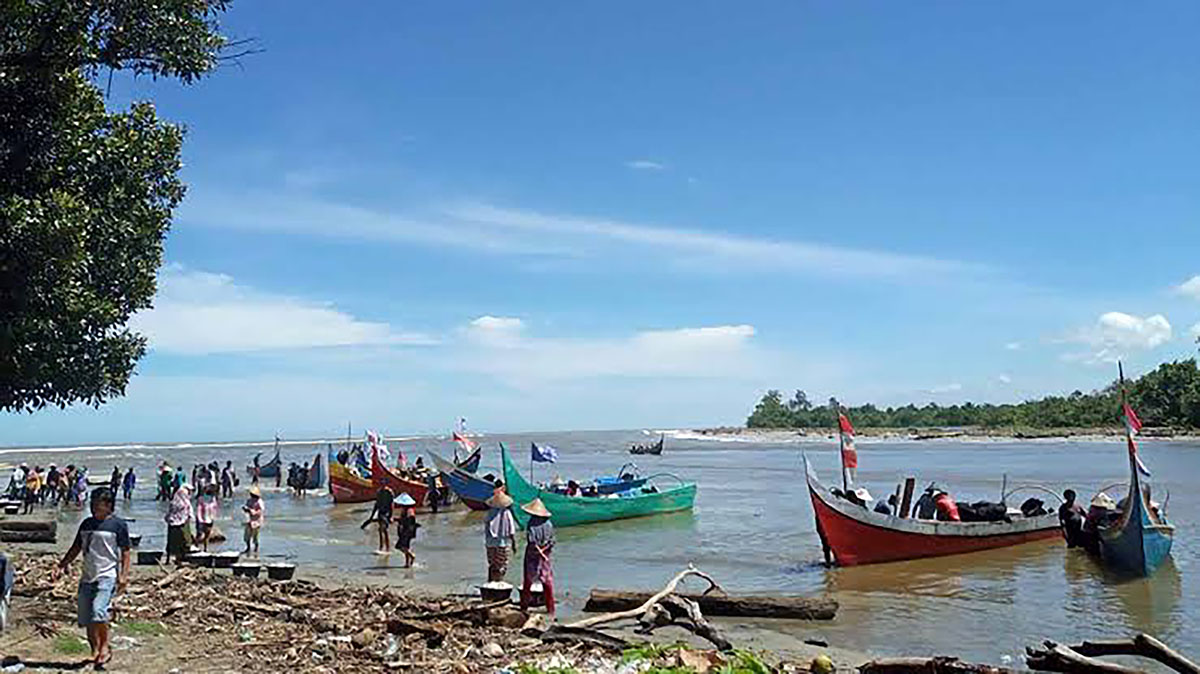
[836,405,848,493]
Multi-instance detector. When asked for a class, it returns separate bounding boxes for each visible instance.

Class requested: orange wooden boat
[329,451,375,504]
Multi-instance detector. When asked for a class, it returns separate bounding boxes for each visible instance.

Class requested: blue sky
[7,1,1200,444]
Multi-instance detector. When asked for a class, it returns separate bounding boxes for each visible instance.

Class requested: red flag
[838,413,858,470]
[1122,402,1143,435]
[452,432,478,451]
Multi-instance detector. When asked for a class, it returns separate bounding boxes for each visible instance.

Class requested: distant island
[741,358,1200,434]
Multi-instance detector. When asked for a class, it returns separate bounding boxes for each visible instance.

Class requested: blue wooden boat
[1096,448,1174,577]
[589,463,647,495]
[1095,366,1174,577]
[430,452,494,510]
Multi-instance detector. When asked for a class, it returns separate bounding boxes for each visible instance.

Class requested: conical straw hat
[521,497,551,518]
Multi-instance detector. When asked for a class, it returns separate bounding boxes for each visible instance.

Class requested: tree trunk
[584,589,837,620]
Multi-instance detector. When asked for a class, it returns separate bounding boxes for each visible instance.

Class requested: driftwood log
[567,565,732,651]
[859,656,1015,674]
[584,589,837,620]
[1027,634,1198,674]
[0,520,57,532]
[0,526,56,543]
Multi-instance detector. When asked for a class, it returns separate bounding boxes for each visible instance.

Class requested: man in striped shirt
[54,487,131,670]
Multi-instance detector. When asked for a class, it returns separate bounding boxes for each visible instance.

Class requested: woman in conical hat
[519,498,556,617]
[395,492,420,568]
[484,488,517,582]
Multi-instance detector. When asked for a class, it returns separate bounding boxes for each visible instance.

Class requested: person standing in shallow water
[519,498,556,618]
[121,468,135,501]
[484,489,518,582]
[164,484,194,564]
[54,488,131,671]
[242,486,264,557]
[363,485,394,554]
[395,493,420,568]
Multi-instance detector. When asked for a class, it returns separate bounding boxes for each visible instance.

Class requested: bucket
[136,551,163,566]
[232,562,261,579]
[3,505,18,515]
[186,552,214,568]
[478,582,513,602]
[129,534,142,548]
[212,552,240,569]
[266,563,296,581]
[526,582,546,607]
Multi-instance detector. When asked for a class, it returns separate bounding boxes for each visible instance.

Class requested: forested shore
[746,359,1200,431]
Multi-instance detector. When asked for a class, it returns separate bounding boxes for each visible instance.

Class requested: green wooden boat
[501,444,697,528]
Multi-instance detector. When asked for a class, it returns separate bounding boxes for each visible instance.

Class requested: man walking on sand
[53,487,131,671]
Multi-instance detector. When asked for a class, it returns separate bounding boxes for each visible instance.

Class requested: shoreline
[680,426,1200,444]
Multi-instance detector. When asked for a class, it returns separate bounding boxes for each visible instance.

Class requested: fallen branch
[539,624,629,651]
[1026,642,1144,674]
[585,589,837,620]
[637,594,731,651]
[566,564,722,629]
[1027,635,1197,674]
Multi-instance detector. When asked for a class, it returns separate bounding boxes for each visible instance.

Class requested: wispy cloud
[180,189,988,282]
[448,203,986,280]
[1061,311,1172,365]
[1004,341,1022,351]
[626,159,666,171]
[132,266,433,354]
[1175,275,1200,300]
[924,383,963,394]
[997,374,1012,385]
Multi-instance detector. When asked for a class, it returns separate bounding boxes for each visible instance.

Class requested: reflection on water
[3,432,1196,662]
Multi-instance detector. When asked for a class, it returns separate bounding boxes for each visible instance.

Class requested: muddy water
[2,432,1195,662]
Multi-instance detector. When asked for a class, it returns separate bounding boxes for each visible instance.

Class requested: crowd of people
[4,463,135,514]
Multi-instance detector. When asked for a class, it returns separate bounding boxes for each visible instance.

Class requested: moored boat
[328,451,375,504]
[430,452,494,511]
[456,446,482,474]
[370,445,429,505]
[302,452,325,490]
[501,444,696,528]
[629,435,664,455]
[247,441,282,479]
[805,456,1061,566]
[1094,365,1174,577]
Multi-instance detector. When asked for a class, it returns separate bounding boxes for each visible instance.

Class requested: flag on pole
[531,442,559,464]
[453,432,478,452]
[1121,402,1151,476]
[838,412,858,488]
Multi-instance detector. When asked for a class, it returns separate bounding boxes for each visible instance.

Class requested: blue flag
[531,442,558,463]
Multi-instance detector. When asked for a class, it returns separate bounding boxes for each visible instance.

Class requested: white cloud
[1191,322,1200,340]
[449,203,983,280]
[924,383,963,394]
[626,159,666,171]
[1174,275,1200,300]
[466,316,525,348]
[132,266,432,354]
[997,374,1012,385]
[1004,342,1022,351]
[1063,311,1172,364]
[453,320,762,382]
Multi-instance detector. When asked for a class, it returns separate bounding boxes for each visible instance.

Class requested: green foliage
[715,650,773,674]
[52,633,89,655]
[747,359,1200,430]
[623,641,687,663]
[1,0,233,412]
[514,665,580,674]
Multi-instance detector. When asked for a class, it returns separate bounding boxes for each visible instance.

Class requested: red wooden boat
[370,445,430,505]
[804,456,1061,566]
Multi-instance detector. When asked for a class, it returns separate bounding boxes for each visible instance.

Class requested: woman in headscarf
[395,493,420,568]
[483,489,517,582]
[165,484,194,564]
[519,498,556,618]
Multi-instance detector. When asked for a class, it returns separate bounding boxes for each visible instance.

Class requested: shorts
[197,522,213,537]
[77,577,115,626]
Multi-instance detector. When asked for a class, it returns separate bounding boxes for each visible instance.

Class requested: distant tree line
[746,359,1200,430]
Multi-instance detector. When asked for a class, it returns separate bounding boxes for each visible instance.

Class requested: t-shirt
[74,516,130,583]
[196,495,218,524]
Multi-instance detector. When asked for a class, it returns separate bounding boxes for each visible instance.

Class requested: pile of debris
[8,551,610,672]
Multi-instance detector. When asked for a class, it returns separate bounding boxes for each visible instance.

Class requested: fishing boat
[629,435,664,455]
[500,444,697,528]
[328,448,376,504]
[246,440,282,479]
[430,452,495,511]
[456,446,483,474]
[302,452,325,490]
[370,445,430,505]
[1093,365,1174,577]
[804,410,1060,567]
